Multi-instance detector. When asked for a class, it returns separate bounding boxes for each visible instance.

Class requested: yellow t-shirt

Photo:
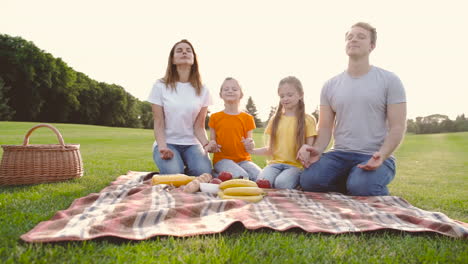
[208,111,256,165]
[265,114,317,168]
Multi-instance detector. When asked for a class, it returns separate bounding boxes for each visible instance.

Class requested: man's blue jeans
[299,150,396,196]
[153,143,212,176]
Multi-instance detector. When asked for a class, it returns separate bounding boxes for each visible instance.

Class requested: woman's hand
[205,140,221,153]
[159,147,174,160]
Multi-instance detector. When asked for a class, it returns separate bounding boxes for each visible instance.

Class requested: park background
[1,1,467,262]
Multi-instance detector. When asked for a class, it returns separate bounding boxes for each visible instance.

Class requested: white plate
[200,183,220,194]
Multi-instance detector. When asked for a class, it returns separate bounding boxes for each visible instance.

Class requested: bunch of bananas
[218,179,265,203]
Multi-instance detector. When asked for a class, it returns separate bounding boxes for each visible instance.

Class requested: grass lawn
[0,121,467,263]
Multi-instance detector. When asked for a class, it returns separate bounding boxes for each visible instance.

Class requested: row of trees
[407,114,468,134]
[0,34,153,128]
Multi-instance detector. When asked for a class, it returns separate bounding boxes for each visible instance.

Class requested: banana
[218,191,263,203]
[219,179,258,189]
[151,174,195,187]
[223,187,264,196]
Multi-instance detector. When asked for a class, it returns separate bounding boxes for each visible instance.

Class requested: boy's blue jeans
[153,143,212,176]
[299,150,396,196]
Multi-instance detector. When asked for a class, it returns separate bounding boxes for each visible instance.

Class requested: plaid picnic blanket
[21,171,468,242]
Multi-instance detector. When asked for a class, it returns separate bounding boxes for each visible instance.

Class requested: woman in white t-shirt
[147,39,213,176]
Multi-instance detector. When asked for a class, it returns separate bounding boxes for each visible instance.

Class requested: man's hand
[159,147,174,160]
[357,152,384,170]
[299,146,322,168]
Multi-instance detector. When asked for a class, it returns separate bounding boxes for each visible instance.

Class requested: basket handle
[22,124,66,147]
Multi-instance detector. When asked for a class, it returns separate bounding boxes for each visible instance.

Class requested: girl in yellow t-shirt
[206,77,261,180]
[244,76,317,189]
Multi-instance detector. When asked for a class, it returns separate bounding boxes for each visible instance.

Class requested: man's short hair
[352,22,377,45]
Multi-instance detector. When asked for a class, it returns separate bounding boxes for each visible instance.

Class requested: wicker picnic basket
[0,124,83,185]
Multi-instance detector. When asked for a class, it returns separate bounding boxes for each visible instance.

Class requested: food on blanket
[219,179,258,189]
[218,191,263,203]
[256,179,271,189]
[223,187,264,196]
[218,171,233,182]
[200,183,220,194]
[210,178,223,184]
[151,174,195,187]
[182,173,213,193]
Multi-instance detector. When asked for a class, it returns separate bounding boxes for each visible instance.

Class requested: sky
[2,0,467,121]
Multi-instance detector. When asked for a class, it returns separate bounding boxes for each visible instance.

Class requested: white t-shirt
[147,80,212,145]
[321,66,406,155]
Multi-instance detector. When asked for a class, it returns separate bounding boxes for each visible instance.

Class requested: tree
[205,109,211,129]
[266,106,277,125]
[0,77,15,120]
[139,102,154,129]
[245,96,262,128]
[311,107,319,122]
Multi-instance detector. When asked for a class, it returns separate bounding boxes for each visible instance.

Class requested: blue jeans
[214,159,261,181]
[153,143,212,176]
[258,163,302,189]
[300,150,396,196]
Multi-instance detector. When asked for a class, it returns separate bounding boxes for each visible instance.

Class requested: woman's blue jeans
[153,143,212,176]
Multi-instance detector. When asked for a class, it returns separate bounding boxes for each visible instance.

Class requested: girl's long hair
[161,39,203,95]
[269,76,306,153]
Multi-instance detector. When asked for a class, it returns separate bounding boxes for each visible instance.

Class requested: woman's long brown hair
[269,76,306,153]
[161,39,203,95]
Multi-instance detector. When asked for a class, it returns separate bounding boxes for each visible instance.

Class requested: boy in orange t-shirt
[206,78,261,180]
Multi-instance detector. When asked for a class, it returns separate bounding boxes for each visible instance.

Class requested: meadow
[0,121,467,263]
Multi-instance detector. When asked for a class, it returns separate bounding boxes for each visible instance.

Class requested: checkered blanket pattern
[21,171,468,242]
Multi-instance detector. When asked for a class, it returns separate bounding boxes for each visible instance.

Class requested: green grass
[0,122,467,264]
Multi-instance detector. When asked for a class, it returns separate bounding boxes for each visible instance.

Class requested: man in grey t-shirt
[299,22,407,196]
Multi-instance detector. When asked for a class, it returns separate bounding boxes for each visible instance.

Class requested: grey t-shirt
[321,66,406,155]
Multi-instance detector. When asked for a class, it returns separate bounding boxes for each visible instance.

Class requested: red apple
[256,179,271,189]
[210,178,222,184]
[218,171,233,182]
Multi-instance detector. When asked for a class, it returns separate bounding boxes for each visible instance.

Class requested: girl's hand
[241,137,255,151]
[303,146,322,168]
[159,147,174,160]
[296,144,311,167]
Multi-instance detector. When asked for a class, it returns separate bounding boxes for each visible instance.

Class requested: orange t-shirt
[208,111,256,165]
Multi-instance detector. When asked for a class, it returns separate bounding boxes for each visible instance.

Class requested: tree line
[0,34,153,128]
[407,114,468,134]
